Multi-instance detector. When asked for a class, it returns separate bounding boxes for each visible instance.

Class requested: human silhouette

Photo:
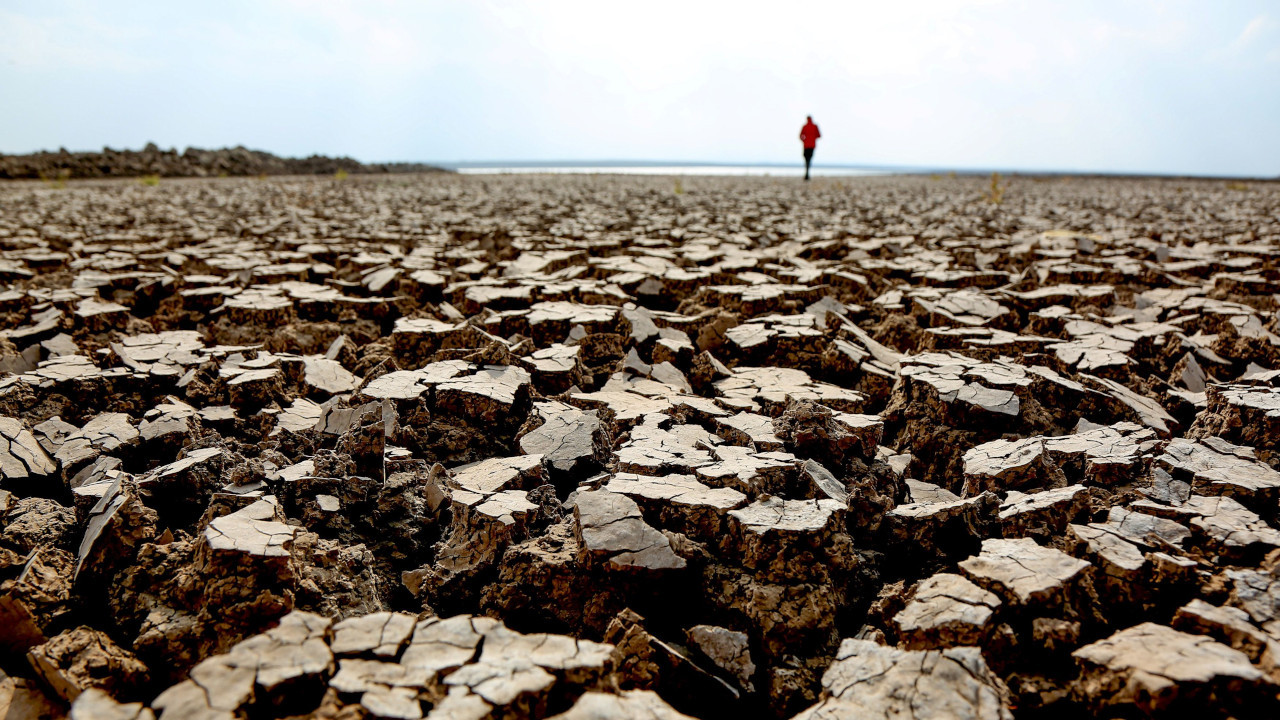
[799,116,821,180]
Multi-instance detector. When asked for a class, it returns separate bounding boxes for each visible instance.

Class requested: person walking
[799,116,820,181]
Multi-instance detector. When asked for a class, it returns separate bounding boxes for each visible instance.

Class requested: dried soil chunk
[524,344,584,394]
[421,489,540,607]
[1041,422,1154,484]
[795,639,1012,720]
[361,684,424,719]
[399,615,489,681]
[962,438,1066,497]
[1172,599,1280,671]
[27,625,149,703]
[685,625,756,692]
[896,357,1021,417]
[614,418,714,476]
[424,686,491,719]
[714,367,863,416]
[906,479,959,504]
[1157,438,1280,511]
[716,412,784,451]
[1084,374,1177,435]
[547,690,696,720]
[771,399,882,467]
[275,398,322,434]
[1096,506,1191,548]
[151,611,333,719]
[912,287,1011,328]
[74,297,129,332]
[0,547,74,654]
[1181,495,1280,557]
[1227,564,1280,637]
[224,367,284,408]
[518,406,608,480]
[203,498,297,558]
[74,478,157,582]
[573,489,685,571]
[570,390,672,430]
[1072,622,1276,716]
[3,497,76,552]
[434,365,530,423]
[604,611,740,714]
[1067,523,1147,604]
[726,496,844,573]
[999,485,1091,540]
[448,455,545,497]
[137,446,226,518]
[70,688,156,720]
[392,317,480,365]
[958,538,1090,607]
[694,445,796,496]
[138,399,198,447]
[363,370,444,402]
[301,355,358,397]
[893,573,1001,649]
[441,621,612,714]
[0,416,57,483]
[605,472,745,539]
[331,611,418,658]
[884,493,998,569]
[525,301,621,345]
[801,460,848,503]
[1191,383,1280,457]
[112,330,204,371]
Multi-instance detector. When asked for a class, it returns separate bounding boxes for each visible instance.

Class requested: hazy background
[1,0,1277,176]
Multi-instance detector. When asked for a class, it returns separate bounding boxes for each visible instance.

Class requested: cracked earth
[1,172,1279,718]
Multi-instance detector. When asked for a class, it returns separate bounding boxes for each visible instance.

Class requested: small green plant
[984,172,1008,204]
[334,168,349,181]
[1226,181,1250,192]
[39,169,70,189]
[673,178,684,195]
[139,174,161,187]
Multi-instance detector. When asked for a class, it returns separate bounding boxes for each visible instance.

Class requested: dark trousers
[803,147,814,179]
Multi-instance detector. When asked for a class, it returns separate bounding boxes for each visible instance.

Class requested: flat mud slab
[1,172,1279,719]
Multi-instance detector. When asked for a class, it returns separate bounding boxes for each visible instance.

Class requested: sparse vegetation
[1226,181,1250,191]
[984,172,1009,204]
[673,178,684,195]
[139,174,161,186]
[39,168,71,189]
[334,168,349,181]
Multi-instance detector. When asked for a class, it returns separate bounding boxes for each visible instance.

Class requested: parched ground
[1,172,1280,719]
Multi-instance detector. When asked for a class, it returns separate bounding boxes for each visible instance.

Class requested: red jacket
[800,121,821,149]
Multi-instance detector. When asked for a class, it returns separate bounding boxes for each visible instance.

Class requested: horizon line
[429,159,1279,181]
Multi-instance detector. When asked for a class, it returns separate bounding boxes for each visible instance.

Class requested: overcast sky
[1,1,1277,176]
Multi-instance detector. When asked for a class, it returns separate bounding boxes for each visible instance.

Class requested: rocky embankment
[0,144,444,180]
[1,173,1279,719]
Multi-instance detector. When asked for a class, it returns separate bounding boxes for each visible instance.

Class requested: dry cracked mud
[1,172,1279,718]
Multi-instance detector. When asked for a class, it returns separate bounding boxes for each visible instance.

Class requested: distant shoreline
[443,161,1277,182]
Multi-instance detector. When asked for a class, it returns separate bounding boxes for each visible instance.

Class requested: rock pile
[1,172,1279,718]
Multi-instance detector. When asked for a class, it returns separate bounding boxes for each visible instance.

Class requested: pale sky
[1,1,1277,176]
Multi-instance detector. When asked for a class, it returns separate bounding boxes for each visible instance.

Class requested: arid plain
[2,172,1280,719]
